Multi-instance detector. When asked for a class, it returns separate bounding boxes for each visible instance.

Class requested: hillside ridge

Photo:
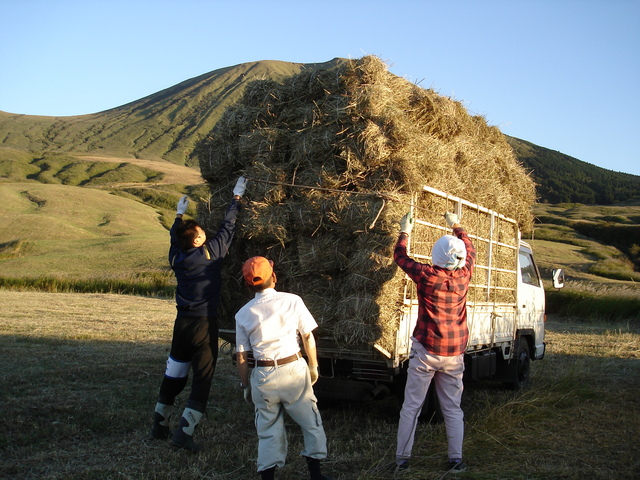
[0,56,638,291]
[507,136,640,204]
[1,57,639,204]
[0,58,348,166]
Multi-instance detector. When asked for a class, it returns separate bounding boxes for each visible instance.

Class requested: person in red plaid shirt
[393,211,476,474]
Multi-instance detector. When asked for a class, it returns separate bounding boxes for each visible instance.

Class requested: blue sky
[1,0,638,175]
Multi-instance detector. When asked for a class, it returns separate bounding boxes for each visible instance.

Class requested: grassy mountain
[1,57,637,204]
[531,202,640,280]
[0,58,348,167]
[530,201,640,320]
[507,136,640,204]
[0,149,209,284]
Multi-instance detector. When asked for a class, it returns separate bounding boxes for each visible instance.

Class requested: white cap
[432,235,466,270]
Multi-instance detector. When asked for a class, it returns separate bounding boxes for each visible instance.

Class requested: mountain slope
[0,182,170,278]
[0,58,348,166]
[0,58,638,293]
[1,57,638,204]
[507,136,640,204]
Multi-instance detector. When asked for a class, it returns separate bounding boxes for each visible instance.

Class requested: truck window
[519,251,541,287]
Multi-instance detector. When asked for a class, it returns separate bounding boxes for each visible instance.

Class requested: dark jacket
[169,198,240,317]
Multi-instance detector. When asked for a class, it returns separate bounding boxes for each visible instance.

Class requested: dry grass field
[1,290,639,479]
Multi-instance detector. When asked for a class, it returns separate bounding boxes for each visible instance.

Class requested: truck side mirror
[552,269,565,289]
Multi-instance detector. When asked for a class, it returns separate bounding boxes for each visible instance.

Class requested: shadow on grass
[1,328,638,480]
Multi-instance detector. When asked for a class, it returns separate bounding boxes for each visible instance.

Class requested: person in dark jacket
[150,177,247,452]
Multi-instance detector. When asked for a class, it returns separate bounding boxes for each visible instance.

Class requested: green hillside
[530,202,640,320]
[0,149,163,185]
[1,57,637,204]
[508,136,640,204]
[0,150,210,291]
[0,58,347,166]
[531,202,640,280]
[0,182,169,278]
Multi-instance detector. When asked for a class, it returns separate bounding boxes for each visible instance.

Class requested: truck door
[517,244,545,359]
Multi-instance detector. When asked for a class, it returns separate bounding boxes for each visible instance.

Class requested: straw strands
[194,56,536,350]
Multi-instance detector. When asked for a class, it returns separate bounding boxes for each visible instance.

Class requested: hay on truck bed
[409,186,521,309]
[194,55,536,353]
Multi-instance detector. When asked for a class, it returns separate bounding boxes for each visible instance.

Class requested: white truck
[220,185,562,401]
[309,185,562,401]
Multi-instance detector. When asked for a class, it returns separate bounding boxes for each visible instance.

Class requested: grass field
[1,290,638,480]
[1,147,639,479]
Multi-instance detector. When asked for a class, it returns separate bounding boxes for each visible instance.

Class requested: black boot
[150,412,171,440]
[305,457,333,480]
[259,466,276,480]
[171,414,203,453]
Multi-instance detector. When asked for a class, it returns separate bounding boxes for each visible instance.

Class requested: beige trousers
[250,357,327,472]
[396,340,465,461]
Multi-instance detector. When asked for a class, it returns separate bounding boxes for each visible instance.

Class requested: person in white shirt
[235,256,332,480]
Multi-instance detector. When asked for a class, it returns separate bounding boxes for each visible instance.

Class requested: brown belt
[255,352,301,367]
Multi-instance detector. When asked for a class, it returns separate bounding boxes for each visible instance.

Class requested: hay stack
[194,56,536,352]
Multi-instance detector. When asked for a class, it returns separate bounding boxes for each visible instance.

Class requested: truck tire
[505,336,531,390]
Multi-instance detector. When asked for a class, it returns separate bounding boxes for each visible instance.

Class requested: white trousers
[396,340,465,461]
[251,357,327,472]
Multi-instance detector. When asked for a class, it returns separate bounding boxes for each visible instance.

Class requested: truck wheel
[505,337,530,390]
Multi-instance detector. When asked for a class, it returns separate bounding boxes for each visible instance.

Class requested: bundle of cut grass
[194,56,536,351]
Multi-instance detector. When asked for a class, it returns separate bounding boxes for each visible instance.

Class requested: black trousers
[158,314,219,412]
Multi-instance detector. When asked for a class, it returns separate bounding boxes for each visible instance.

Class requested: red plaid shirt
[394,227,476,356]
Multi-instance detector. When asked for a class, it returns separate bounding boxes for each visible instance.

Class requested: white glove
[309,365,319,385]
[233,176,248,197]
[444,212,459,228]
[400,211,414,235]
[176,195,189,215]
[243,385,253,405]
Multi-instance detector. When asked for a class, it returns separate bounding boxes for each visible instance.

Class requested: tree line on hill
[507,137,640,205]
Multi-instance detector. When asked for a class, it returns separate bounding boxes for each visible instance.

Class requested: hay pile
[194,56,536,352]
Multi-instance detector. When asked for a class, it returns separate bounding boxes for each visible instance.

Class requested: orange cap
[242,256,274,286]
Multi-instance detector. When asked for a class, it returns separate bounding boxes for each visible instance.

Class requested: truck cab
[517,241,547,361]
[462,239,548,389]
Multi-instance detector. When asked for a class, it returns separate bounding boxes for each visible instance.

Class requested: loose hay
[194,56,536,352]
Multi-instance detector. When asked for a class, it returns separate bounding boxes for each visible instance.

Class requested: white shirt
[235,288,318,361]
